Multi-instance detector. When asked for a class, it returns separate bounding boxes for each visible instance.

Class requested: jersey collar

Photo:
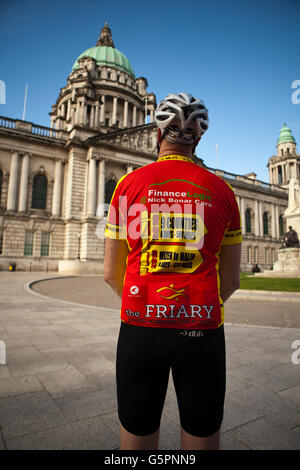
[157,154,194,163]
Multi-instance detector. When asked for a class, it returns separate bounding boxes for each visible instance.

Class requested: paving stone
[7,353,69,378]
[0,365,10,379]
[0,431,5,450]
[220,433,251,450]
[277,384,300,404]
[6,416,120,450]
[0,391,67,439]
[223,417,300,450]
[228,385,300,429]
[0,375,43,398]
[230,362,300,393]
[3,321,35,334]
[222,398,264,433]
[69,353,114,375]
[36,364,98,398]
[159,412,181,450]
[87,370,116,391]
[0,334,33,348]
[29,333,65,349]
[54,388,117,422]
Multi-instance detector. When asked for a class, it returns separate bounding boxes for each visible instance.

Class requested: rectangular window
[247,246,251,263]
[271,248,275,264]
[265,247,269,263]
[0,230,3,255]
[254,247,258,264]
[41,231,50,257]
[24,230,34,256]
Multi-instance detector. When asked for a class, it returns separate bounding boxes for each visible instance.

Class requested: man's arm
[104,238,130,298]
[218,243,241,303]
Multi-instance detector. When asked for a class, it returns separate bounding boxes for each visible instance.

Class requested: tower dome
[277,123,296,145]
[71,22,135,77]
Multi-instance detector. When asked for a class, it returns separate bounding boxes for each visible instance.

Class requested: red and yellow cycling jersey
[105,154,242,329]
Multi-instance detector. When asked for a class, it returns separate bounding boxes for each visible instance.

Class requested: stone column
[100,95,105,123]
[123,100,128,128]
[87,156,97,216]
[254,200,260,236]
[258,200,263,236]
[90,106,95,128]
[275,205,279,238]
[271,204,276,238]
[127,164,133,174]
[97,159,105,217]
[75,102,80,124]
[18,153,30,212]
[52,159,63,217]
[112,96,118,125]
[82,99,87,125]
[133,106,137,126]
[66,99,71,121]
[240,197,245,234]
[95,101,100,128]
[7,151,19,212]
[150,108,154,123]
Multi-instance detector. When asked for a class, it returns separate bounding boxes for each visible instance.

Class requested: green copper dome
[71,23,135,77]
[277,123,296,145]
[72,45,135,77]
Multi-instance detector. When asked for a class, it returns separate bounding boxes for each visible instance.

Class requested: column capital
[88,154,97,161]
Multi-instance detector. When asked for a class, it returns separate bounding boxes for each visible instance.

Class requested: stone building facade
[0,24,298,273]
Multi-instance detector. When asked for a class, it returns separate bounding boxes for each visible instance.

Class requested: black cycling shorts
[116,321,226,438]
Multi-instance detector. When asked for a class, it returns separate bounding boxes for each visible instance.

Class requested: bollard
[0,340,6,365]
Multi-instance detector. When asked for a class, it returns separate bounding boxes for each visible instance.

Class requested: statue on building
[287,177,300,213]
[281,226,300,248]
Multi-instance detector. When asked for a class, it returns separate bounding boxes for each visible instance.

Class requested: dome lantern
[96,22,115,48]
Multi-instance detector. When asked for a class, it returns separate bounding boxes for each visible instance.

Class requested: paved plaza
[0,272,300,450]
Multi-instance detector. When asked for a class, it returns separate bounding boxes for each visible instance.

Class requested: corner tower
[268,123,300,187]
[49,23,156,134]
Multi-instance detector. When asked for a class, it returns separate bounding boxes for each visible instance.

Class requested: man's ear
[157,128,162,143]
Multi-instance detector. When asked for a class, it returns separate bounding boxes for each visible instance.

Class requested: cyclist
[104,92,242,450]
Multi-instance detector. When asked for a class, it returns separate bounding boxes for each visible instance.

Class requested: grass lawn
[239,273,300,292]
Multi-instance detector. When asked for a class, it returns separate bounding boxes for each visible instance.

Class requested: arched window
[245,208,252,233]
[31,173,47,210]
[263,212,269,235]
[279,215,284,237]
[105,179,116,204]
[0,169,2,203]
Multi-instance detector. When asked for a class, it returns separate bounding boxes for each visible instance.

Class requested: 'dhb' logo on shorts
[130,285,139,295]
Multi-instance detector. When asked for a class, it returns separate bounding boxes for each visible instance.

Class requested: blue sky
[0,0,299,182]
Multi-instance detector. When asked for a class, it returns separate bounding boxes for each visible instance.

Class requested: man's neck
[158,141,193,159]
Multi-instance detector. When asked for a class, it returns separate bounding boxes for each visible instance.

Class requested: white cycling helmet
[155,92,209,146]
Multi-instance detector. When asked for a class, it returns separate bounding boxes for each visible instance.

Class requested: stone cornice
[85,123,157,158]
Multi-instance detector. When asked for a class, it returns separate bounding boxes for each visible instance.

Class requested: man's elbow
[104,270,114,286]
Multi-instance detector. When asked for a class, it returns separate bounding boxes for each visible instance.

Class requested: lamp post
[77,233,81,260]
